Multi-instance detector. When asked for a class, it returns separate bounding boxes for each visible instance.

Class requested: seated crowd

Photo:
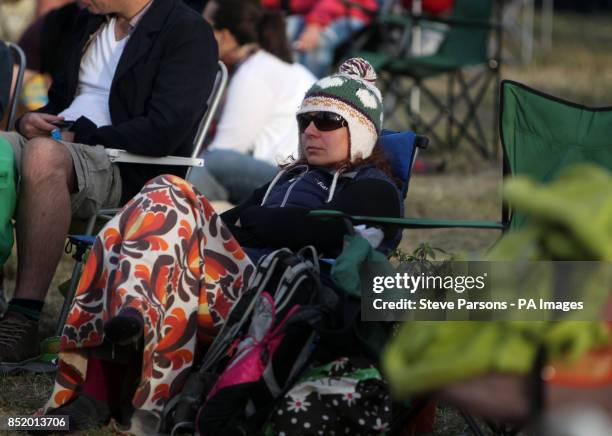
[0,0,610,435]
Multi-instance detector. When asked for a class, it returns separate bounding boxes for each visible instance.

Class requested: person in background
[0,0,217,370]
[18,1,82,79]
[15,1,84,110]
[189,0,316,204]
[262,0,378,78]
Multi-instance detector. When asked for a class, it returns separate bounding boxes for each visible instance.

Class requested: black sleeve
[71,20,218,156]
[40,3,81,76]
[237,178,401,255]
[20,11,90,124]
[32,58,70,116]
[220,182,269,225]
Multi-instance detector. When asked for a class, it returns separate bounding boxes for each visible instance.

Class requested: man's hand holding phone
[19,113,66,139]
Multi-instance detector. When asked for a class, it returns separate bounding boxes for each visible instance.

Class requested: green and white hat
[297,58,383,162]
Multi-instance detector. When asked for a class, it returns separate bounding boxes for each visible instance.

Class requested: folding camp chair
[0,41,25,131]
[312,79,612,436]
[499,80,612,228]
[39,61,229,360]
[358,0,502,158]
[311,78,612,235]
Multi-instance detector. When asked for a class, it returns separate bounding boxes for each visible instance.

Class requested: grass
[1,10,612,435]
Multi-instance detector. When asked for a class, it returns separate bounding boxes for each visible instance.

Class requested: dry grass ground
[1,10,611,435]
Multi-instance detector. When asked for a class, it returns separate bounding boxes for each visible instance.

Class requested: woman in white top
[189,0,316,203]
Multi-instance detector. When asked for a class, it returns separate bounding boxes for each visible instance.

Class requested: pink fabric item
[82,357,109,402]
[261,0,378,27]
[206,293,301,400]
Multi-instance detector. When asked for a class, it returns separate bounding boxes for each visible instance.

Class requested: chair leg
[447,72,455,150]
[382,77,442,141]
[454,70,492,158]
[461,411,487,436]
[413,81,462,148]
[454,69,491,154]
[492,66,501,159]
[55,255,86,336]
[54,212,99,336]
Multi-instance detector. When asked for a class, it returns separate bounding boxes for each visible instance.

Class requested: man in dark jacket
[0,0,218,367]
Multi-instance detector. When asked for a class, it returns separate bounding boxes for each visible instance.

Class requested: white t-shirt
[209,50,316,165]
[59,17,129,127]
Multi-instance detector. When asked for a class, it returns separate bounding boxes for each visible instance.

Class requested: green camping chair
[500,80,612,229]
[314,79,612,436]
[311,79,612,237]
[0,138,16,265]
[359,0,502,158]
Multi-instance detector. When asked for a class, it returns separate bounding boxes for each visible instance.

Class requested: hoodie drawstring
[326,168,343,203]
[260,168,287,206]
[262,165,346,206]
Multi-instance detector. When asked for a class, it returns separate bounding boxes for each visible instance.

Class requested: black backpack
[162,247,340,435]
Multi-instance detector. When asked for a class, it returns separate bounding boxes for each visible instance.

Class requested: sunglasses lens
[316,113,345,131]
[298,112,346,132]
[297,114,312,132]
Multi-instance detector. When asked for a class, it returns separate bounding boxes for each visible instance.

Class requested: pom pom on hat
[297,58,384,162]
[339,57,378,83]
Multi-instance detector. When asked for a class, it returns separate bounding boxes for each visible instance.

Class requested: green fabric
[382,164,612,397]
[330,235,393,356]
[431,0,493,66]
[357,51,392,72]
[0,138,15,265]
[302,362,382,383]
[384,321,609,397]
[492,164,612,260]
[309,210,504,229]
[501,81,612,229]
[331,234,391,297]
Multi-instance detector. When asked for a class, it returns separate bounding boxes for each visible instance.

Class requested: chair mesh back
[379,130,418,199]
[501,80,612,228]
[436,0,493,66]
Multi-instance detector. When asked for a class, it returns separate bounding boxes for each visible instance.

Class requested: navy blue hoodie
[221,164,403,259]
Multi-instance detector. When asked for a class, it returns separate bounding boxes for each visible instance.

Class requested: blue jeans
[287,16,365,78]
[187,149,278,204]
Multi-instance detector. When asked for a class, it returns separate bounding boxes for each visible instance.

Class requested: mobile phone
[51,120,75,129]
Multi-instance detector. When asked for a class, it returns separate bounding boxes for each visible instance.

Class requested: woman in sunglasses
[40,58,402,433]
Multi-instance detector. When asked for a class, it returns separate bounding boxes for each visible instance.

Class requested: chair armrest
[410,13,501,30]
[381,10,499,30]
[105,148,204,167]
[308,210,506,230]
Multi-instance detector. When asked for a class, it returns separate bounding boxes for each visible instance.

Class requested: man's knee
[21,137,74,187]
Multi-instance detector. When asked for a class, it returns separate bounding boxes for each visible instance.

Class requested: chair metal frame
[361,0,503,159]
[3,42,26,131]
[54,61,229,336]
[103,61,228,174]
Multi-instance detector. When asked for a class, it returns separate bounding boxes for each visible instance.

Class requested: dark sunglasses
[297,112,347,132]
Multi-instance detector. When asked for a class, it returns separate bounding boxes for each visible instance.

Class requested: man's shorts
[0,131,122,219]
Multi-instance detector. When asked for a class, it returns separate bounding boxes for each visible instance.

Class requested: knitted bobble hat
[297,58,383,162]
